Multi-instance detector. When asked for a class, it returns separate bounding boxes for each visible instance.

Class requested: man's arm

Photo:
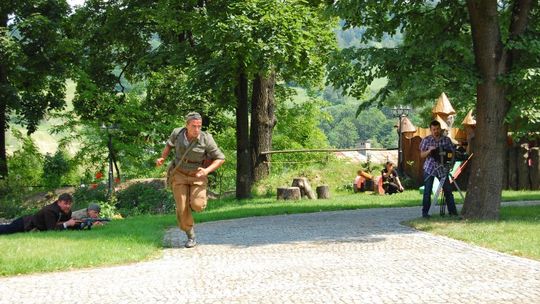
[420,138,436,159]
[43,209,77,230]
[196,159,225,177]
[394,170,404,190]
[156,144,172,167]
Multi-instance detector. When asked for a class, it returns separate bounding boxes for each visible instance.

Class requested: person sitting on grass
[381,162,404,195]
[353,170,366,193]
[0,193,79,235]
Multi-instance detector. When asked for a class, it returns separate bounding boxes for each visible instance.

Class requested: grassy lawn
[1,190,539,276]
[405,204,540,261]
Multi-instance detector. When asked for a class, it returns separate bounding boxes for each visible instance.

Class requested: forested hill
[318,26,403,149]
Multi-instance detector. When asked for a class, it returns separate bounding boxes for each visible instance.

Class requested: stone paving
[1,202,540,303]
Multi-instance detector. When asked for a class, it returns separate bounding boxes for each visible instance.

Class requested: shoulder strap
[173,131,198,172]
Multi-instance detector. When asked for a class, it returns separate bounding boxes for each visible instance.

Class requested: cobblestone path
[1,203,539,304]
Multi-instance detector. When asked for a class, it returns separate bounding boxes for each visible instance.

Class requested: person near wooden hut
[419,120,459,218]
[354,170,366,193]
[381,162,404,194]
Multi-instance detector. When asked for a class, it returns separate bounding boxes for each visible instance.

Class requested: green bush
[6,130,44,188]
[73,183,109,208]
[115,181,174,216]
[0,131,45,218]
[42,150,71,189]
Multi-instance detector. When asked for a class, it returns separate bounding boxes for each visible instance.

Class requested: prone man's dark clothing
[0,202,72,235]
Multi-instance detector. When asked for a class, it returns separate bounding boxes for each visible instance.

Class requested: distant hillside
[6,80,76,155]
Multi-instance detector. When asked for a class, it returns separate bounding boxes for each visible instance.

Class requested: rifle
[77,217,111,230]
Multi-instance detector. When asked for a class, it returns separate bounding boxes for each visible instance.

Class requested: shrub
[115,181,174,216]
[73,183,109,207]
[6,130,44,188]
[42,150,71,189]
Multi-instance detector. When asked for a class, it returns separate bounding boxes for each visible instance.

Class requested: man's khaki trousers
[170,169,208,232]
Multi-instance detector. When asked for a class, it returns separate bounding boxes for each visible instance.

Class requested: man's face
[87,210,100,218]
[430,124,442,138]
[186,119,202,139]
[57,200,73,213]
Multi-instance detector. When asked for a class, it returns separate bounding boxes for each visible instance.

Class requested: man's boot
[185,227,196,248]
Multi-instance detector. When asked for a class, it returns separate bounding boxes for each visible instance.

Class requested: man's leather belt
[182,159,201,164]
[175,168,198,177]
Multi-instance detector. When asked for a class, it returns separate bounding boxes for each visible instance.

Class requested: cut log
[316,185,330,199]
[291,177,316,199]
[277,187,301,200]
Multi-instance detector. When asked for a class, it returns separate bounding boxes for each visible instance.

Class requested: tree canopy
[0,0,74,178]
[327,0,540,219]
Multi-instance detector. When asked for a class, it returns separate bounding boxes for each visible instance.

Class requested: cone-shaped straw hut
[462,109,476,126]
[432,92,456,116]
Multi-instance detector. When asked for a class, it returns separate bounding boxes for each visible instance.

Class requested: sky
[68,0,85,8]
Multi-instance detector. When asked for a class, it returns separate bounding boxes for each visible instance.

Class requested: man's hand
[195,167,209,177]
[156,157,165,167]
[421,146,438,159]
[64,218,79,228]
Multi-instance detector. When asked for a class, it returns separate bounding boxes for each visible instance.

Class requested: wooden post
[518,143,530,190]
[277,187,301,200]
[508,143,518,190]
[531,147,540,190]
[291,177,316,199]
[316,185,330,199]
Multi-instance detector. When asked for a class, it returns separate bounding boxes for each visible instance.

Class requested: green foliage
[93,200,117,219]
[320,104,397,148]
[6,129,44,188]
[115,182,174,216]
[269,86,332,173]
[42,150,71,189]
[327,0,540,136]
[73,184,109,207]
[1,0,74,178]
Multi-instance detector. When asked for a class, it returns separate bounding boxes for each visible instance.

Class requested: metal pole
[107,132,114,196]
[398,114,403,175]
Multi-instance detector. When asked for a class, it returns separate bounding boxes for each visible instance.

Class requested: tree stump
[291,177,316,199]
[277,187,301,200]
[316,185,330,199]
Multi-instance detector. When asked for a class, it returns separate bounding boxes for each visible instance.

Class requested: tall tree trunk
[250,72,276,183]
[463,0,533,219]
[235,70,251,199]
[0,13,8,179]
